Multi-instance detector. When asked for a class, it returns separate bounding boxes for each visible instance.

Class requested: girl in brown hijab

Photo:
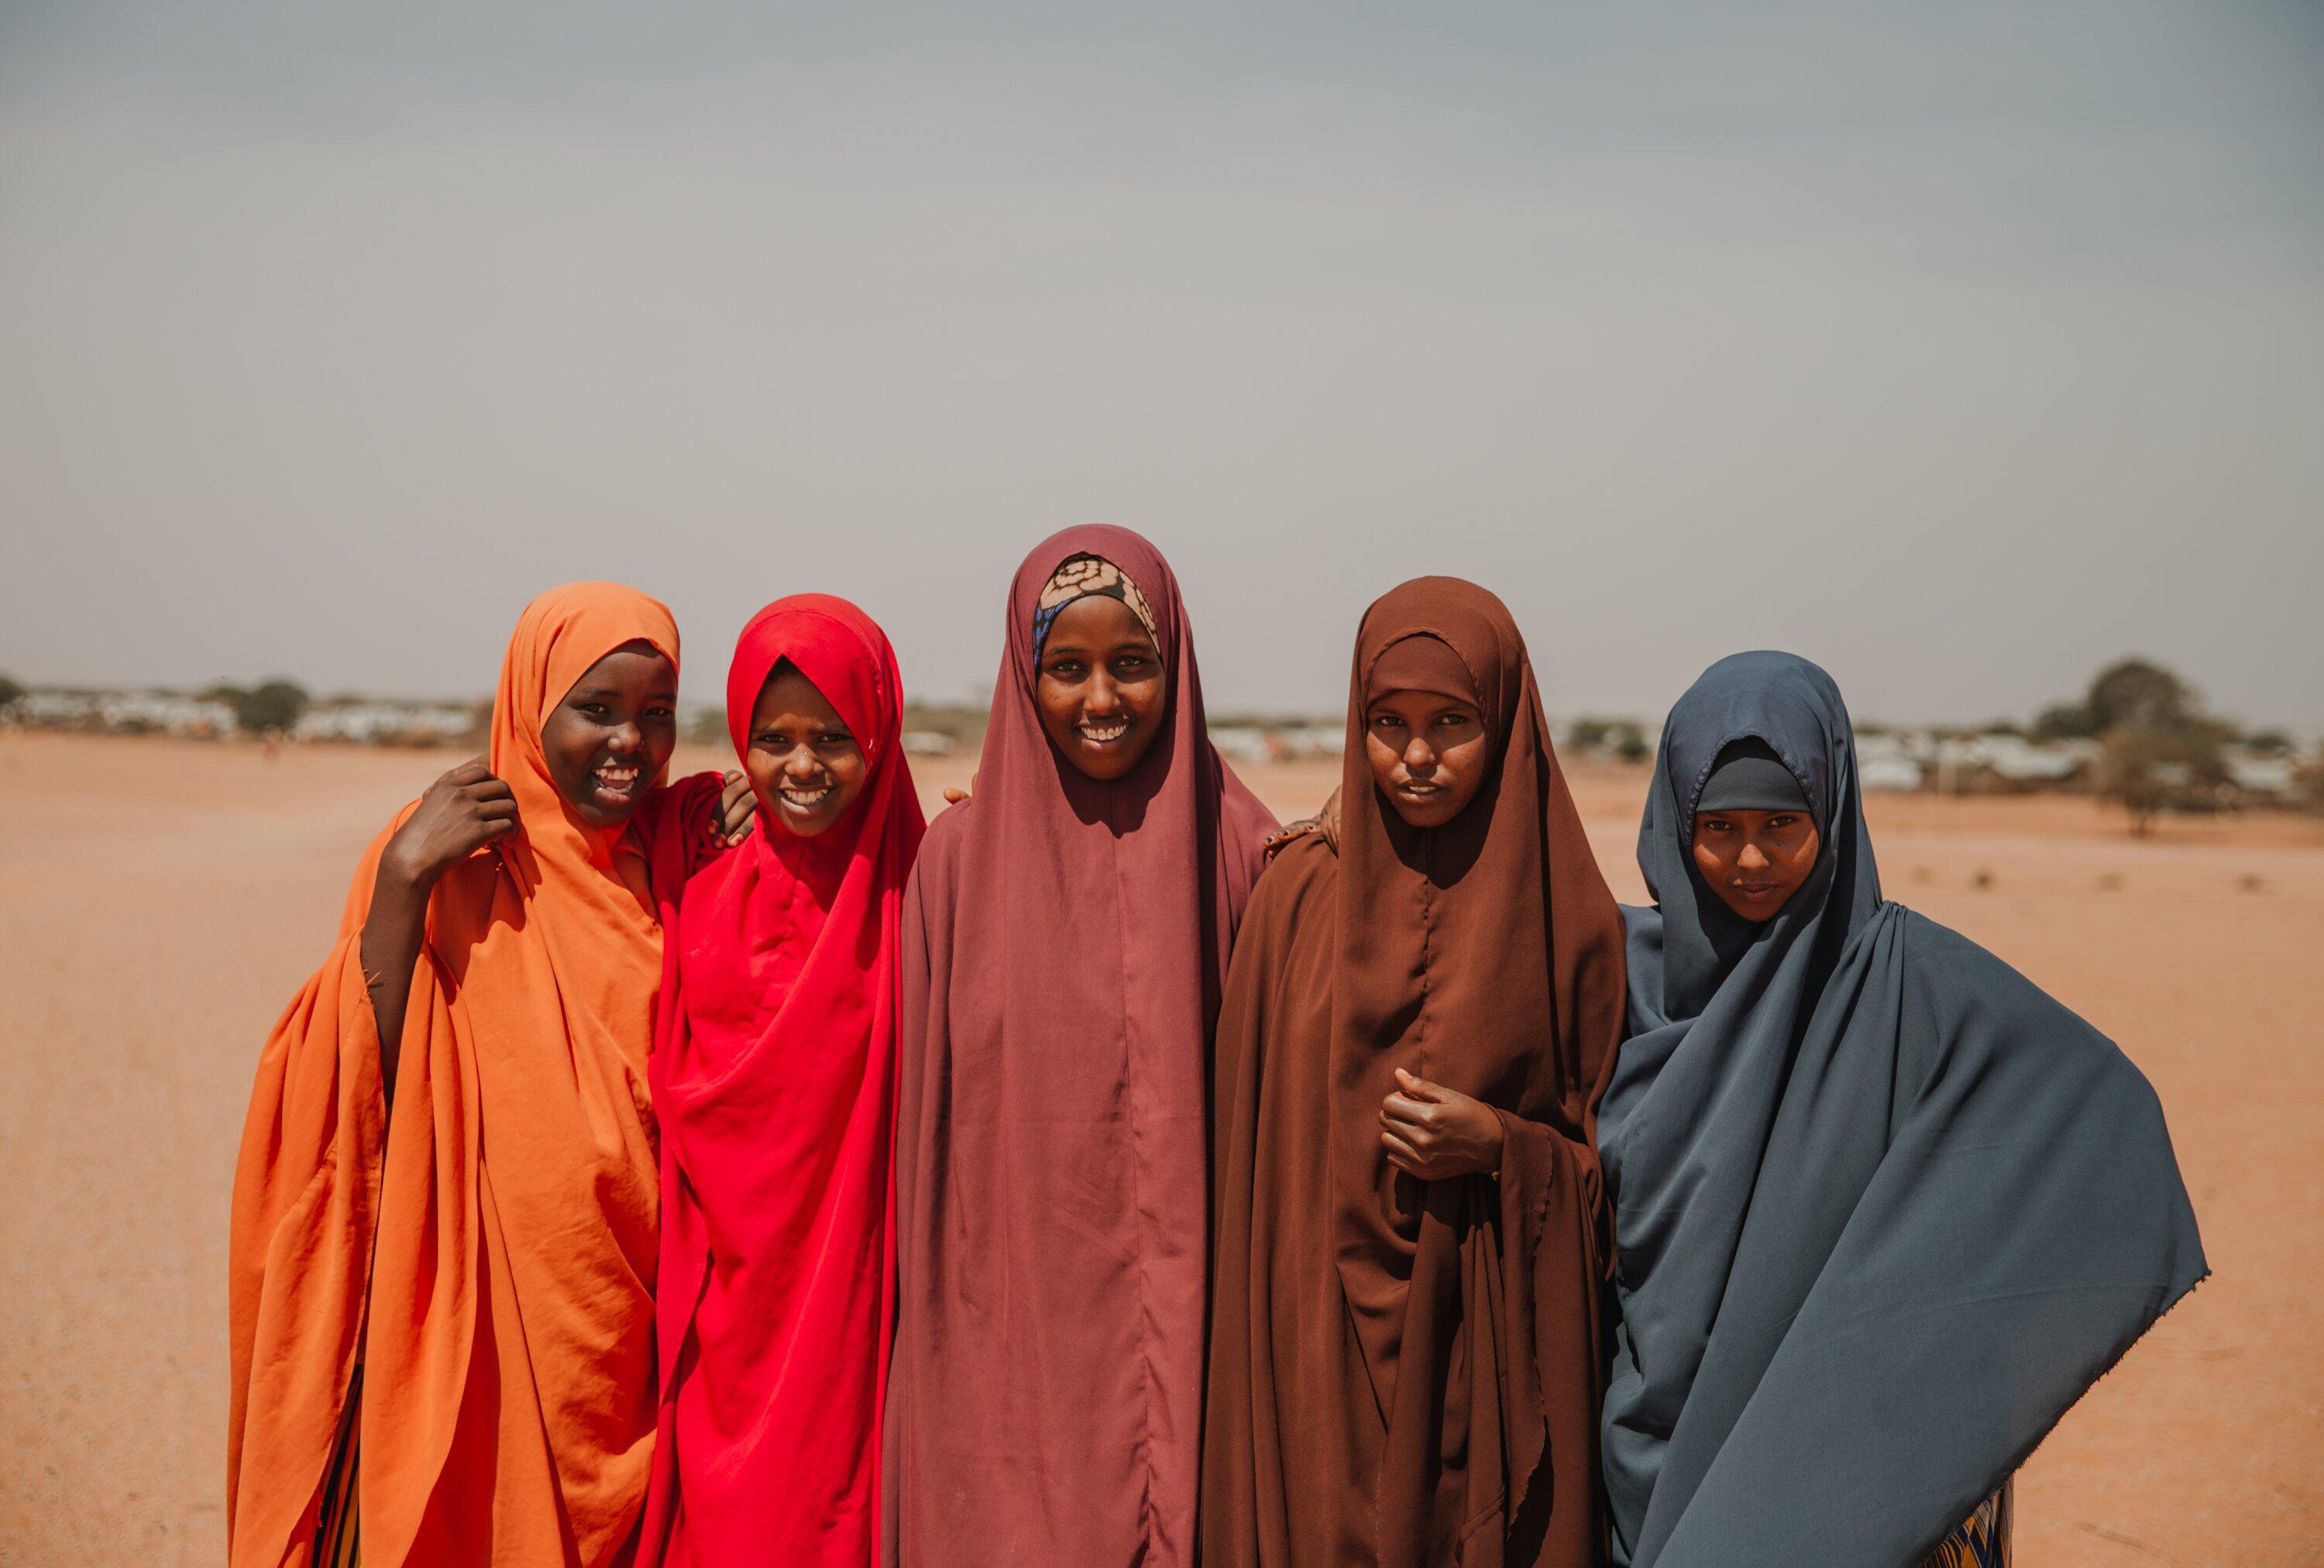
[1202,576,1628,1568]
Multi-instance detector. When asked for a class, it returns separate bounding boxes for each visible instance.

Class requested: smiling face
[538,640,679,829]
[745,661,868,837]
[1690,808,1823,921]
[1034,593,1167,781]
[1363,689,1492,828]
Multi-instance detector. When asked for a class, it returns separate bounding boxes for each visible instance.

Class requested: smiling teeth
[1080,721,1129,741]
[782,786,832,806]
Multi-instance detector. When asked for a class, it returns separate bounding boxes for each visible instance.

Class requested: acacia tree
[2055,658,2231,834]
[221,679,310,735]
[2097,721,2230,836]
[2033,656,2199,740]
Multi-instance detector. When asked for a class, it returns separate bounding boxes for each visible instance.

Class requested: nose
[1085,668,1122,717]
[606,720,643,755]
[784,748,822,780]
[1737,840,1770,872]
[1402,738,1435,773]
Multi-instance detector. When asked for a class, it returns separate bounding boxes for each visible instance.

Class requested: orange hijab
[229,583,689,1568]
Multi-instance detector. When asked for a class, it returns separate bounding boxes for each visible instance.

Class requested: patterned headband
[1031,553,1161,662]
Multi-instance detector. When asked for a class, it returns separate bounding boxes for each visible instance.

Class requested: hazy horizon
[5,2,2319,730]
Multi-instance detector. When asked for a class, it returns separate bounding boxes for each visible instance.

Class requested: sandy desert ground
[2,731,2318,1566]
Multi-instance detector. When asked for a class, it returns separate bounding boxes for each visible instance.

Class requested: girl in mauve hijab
[885,526,1277,1568]
[638,595,926,1566]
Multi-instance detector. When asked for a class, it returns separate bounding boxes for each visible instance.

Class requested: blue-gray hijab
[1597,652,2205,1566]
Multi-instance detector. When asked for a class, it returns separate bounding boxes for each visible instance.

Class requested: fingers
[1380,1128,1425,1174]
[1393,1067,1445,1102]
[435,762,511,806]
[1380,1092,1438,1133]
[942,787,970,805]
[714,775,756,846]
[473,795,520,823]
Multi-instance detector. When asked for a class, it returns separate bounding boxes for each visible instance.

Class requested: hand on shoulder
[1263,785,1341,859]
[383,757,518,889]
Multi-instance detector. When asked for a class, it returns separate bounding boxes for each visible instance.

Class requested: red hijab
[640,594,925,1567]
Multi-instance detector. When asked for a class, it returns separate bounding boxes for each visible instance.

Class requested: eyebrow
[1046,642,1134,658]
[1050,634,1159,653]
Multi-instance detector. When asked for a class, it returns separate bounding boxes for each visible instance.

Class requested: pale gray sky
[4,1,2319,725]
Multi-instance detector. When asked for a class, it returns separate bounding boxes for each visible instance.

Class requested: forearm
[358,858,432,1110]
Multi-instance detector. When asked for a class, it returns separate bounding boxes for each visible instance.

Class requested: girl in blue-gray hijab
[1597,652,2205,1568]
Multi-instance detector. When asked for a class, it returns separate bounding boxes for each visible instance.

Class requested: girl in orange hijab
[228,583,737,1568]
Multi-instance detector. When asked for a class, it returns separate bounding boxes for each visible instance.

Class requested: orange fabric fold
[229,583,695,1568]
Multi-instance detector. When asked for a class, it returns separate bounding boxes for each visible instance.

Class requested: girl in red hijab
[638,594,927,1567]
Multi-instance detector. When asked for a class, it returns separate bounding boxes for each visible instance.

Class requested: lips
[1078,717,1132,745]
[779,782,834,811]
[590,759,644,800]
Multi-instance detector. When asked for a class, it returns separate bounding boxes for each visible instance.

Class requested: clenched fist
[1378,1066,1504,1181]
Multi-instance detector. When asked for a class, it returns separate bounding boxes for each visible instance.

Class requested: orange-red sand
[2,734,2316,1565]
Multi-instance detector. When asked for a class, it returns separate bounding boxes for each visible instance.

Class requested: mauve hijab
[885,526,1277,1568]
[1598,651,2206,1566]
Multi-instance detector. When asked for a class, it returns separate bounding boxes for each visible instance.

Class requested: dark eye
[822,731,852,748]
[1046,660,1085,680]
[1373,714,1403,729]
[576,701,611,718]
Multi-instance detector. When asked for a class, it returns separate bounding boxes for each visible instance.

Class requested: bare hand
[383,758,518,889]
[1379,1067,1504,1181]
[941,771,978,807]
[1264,784,1344,858]
[717,770,755,845]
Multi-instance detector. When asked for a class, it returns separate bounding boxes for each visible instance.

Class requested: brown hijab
[1204,576,1627,1567]
[885,526,1277,1567]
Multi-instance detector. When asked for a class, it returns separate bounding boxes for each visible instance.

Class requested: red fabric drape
[639,595,925,1567]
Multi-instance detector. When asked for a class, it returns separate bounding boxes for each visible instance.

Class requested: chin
[1389,790,1467,830]
[1064,737,1156,782]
